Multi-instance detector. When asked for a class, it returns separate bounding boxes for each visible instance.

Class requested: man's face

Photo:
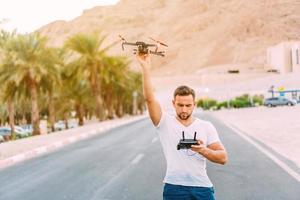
[172,95,196,120]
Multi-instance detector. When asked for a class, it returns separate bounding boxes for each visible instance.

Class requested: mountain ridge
[38,0,300,75]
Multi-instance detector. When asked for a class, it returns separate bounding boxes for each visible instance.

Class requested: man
[137,53,228,200]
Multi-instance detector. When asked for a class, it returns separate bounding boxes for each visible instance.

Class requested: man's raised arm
[137,53,162,126]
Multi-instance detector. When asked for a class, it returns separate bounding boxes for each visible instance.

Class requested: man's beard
[177,112,191,120]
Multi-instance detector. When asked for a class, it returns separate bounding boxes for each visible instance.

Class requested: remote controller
[177,131,198,150]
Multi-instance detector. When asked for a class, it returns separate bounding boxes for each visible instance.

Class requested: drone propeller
[149,50,165,57]
[149,37,168,47]
[119,35,126,42]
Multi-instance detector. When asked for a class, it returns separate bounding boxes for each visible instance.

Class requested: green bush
[252,94,264,106]
[229,94,252,108]
[230,99,250,108]
[217,101,229,110]
[197,98,217,110]
[196,93,264,110]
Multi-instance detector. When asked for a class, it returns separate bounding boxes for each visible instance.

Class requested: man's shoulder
[155,110,174,128]
[195,118,214,128]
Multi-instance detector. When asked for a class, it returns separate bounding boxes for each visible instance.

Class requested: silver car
[263,97,297,107]
[0,127,29,138]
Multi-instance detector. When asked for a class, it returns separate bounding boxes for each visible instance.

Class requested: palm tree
[0,30,18,139]
[101,55,143,117]
[100,55,130,118]
[38,47,63,132]
[2,83,18,139]
[62,72,94,126]
[0,33,58,135]
[64,32,118,121]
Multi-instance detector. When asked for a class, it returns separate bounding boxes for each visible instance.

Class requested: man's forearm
[137,54,162,126]
[141,66,155,102]
[201,148,227,165]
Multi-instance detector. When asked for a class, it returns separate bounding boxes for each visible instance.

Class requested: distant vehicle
[0,127,29,138]
[0,128,11,137]
[263,97,297,107]
[54,121,66,131]
[54,121,78,131]
[18,125,33,136]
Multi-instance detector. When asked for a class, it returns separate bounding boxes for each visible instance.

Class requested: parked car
[18,125,33,136]
[0,127,29,138]
[263,97,297,107]
[54,120,78,131]
[0,128,11,140]
[15,126,31,137]
[54,121,66,131]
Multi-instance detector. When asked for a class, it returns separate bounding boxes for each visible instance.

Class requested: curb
[0,115,147,170]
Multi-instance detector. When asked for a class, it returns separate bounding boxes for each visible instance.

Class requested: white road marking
[228,122,300,183]
[131,153,144,165]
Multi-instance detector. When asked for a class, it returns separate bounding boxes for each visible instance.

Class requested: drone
[119,35,168,57]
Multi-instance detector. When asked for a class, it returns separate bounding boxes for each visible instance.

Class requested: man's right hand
[136,53,151,69]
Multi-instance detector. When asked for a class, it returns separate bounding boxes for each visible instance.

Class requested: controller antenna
[194,132,197,140]
[182,131,185,140]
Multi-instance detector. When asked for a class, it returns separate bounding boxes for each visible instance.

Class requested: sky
[0,0,120,33]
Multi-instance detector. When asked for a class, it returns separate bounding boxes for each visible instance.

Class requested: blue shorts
[163,183,215,200]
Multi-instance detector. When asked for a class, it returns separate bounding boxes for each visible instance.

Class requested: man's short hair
[173,85,195,100]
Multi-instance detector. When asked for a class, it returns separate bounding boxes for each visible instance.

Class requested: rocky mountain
[38,0,300,75]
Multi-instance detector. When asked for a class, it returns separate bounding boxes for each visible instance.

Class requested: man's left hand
[191,140,209,156]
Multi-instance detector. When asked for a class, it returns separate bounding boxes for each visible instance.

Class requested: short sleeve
[206,122,220,145]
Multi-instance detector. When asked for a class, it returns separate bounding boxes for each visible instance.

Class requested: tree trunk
[90,71,105,121]
[76,104,84,126]
[106,89,115,119]
[8,97,16,139]
[63,113,69,129]
[107,102,114,119]
[30,81,41,135]
[95,93,105,120]
[116,102,124,118]
[48,91,55,132]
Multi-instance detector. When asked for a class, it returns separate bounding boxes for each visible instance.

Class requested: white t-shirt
[155,111,220,187]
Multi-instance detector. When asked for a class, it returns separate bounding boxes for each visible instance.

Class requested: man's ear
[172,100,175,106]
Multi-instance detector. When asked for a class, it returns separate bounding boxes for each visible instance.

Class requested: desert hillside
[38,0,300,76]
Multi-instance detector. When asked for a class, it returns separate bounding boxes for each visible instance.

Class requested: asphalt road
[0,113,299,200]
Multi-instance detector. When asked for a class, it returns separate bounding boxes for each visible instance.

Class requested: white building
[267,41,300,73]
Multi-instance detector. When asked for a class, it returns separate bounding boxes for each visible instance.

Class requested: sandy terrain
[211,105,300,168]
